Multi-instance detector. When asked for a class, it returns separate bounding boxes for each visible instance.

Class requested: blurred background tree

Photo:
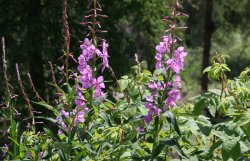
[0,0,249,99]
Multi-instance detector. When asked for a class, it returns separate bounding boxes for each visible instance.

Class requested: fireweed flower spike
[144,1,188,124]
[77,38,109,100]
[70,0,109,131]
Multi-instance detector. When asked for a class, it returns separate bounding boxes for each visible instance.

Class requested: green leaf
[136,73,144,82]
[118,79,129,91]
[222,140,237,161]
[208,89,221,96]
[222,64,231,72]
[100,112,113,127]
[196,116,212,136]
[104,101,114,108]
[35,116,57,123]
[142,70,152,76]
[164,111,181,136]
[203,66,212,74]
[242,123,250,137]
[193,100,205,116]
[33,101,59,116]
[231,142,241,161]
[208,140,223,157]
[54,142,68,151]
[153,138,186,158]
[138,105,148,115]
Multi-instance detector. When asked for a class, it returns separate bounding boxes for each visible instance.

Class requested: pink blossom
[75,95,85,107]
[78,65,93,89]
[164,89,181,109]
[174,75,182,88]
[155,53,163,69]
[166,58,182,74]
[101,40,109,72]
[93,76,105,98]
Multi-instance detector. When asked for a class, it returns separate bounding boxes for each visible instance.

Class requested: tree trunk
[27,0,44,95]
[201,0,214,92]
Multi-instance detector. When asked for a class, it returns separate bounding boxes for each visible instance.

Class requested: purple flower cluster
[155,35,172,69]
[57,38,109,133]
[77,38,108,99]
[144,96,162,124]
[166,47,187,74]
[57,107,88,134]
[144,35,187,124]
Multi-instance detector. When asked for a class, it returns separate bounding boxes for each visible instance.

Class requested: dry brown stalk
[49,61,57,84]
[2,37,10,96]
[16,63,35,126]
[62,0,70,83]
[27,73,45,102]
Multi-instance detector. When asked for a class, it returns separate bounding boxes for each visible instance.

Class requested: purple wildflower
[164,89,181,109]
[174,47,187,64]
[155,35,172,69]
[137,127,144,133]
[60,109,69,118]
[144,115,152,124]
[146,96,153,102]
[148,80,165,90]
[73,107,89,124]
[80,38,101,61]
[78,65,93,89]
[75,95,85,107]
[155,53,162,69]
[167,82,173,88]
[2,144,8,157]
[166,47,187,74]
[101,40,109,72]
[149,80,158,90]
[58,130,64,135]
[144,104,161,124]
[166,58,182,74]
[174,75,182,88]
[93,76,105,98]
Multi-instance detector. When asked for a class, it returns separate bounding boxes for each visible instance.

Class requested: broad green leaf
[118,79,129,91]
[196,116,212,136]
[203,66,212,74]
[164,111,181,136]
[142,70,152,76]
[138,105,148,115]
[208,140,223,157]
[222,140,237,161]
[104,101,114,108]
[153,138,186,158]
[193,100,205,116]
[231,142,241,161]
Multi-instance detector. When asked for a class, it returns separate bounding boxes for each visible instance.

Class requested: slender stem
[220,76,225,100]
[119,116,124,144]
[151,117,160,160]
[16,64,35,130]
[2,37,10,96]
[92,0,97,45]
[62,0,70,86]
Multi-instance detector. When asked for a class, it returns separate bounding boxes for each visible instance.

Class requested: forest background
[0,0,250,147]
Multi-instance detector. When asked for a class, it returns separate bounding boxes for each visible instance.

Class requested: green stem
[8,99,18,158]
[151,117,160,160]
[119,116,124,144]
